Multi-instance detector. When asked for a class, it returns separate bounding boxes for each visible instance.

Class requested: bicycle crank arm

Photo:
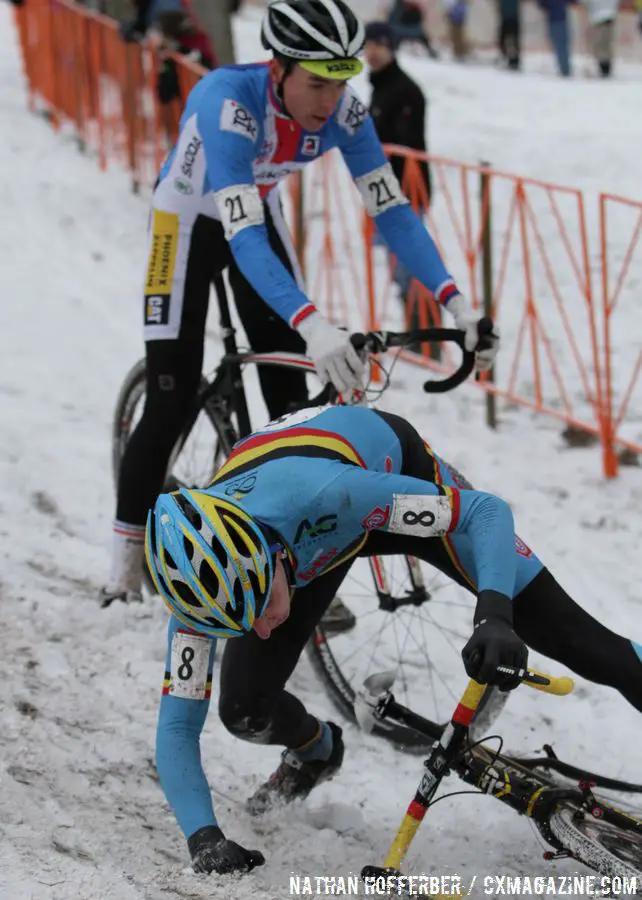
[355,671,396,734]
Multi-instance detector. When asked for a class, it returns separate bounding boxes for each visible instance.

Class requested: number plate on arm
[169,630,212,700]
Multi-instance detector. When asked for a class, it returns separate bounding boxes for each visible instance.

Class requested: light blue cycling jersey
[155,406,544,840]
[153,63,460,330]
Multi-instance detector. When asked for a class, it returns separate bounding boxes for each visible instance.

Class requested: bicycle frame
[361,670,577,883]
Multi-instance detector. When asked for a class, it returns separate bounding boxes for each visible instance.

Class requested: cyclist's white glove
[447,294,500,373]
[297,312,366,395]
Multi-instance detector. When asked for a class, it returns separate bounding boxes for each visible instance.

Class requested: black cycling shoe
[246,722,344,816]
[320,596,356,636]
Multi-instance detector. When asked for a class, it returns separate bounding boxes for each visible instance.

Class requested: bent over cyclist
[101,0,499,608]
[146,404,642,876]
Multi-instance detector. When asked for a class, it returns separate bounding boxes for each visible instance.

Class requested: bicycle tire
[549,804,642,882]
[111,358,235,494]
[307,567,507,754]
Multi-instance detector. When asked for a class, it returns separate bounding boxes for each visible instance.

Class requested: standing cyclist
[101,0,499,607]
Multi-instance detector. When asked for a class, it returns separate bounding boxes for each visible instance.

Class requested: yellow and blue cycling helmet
[145,488,274,638]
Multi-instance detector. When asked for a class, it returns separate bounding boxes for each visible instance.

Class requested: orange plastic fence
[599,193,642,476]
[12,1,642,477]
[298,147,604,436]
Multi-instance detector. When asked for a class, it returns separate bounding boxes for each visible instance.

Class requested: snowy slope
[2,5,642,900]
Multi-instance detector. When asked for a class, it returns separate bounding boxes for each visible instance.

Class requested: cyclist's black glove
[188,825,265,875]
[462,590,528,691]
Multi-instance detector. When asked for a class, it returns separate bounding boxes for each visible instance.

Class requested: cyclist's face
[274,61,348,132]
[253,556,292,639]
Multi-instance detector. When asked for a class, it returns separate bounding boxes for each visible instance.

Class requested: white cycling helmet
[261,0,366,80]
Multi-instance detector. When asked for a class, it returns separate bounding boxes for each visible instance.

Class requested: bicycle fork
[361,680,487,896]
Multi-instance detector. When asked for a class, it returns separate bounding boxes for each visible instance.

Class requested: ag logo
[294,514,338,544]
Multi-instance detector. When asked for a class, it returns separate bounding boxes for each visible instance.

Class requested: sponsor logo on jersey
[299,547,339,582]
[254,164,303,184]
[361,504,390,531]
[515,535,533,558]
[220,98,258,141]
[174,177,193,195]
[223,471,258,498]
[181,137,202,178]
[144,210,178,326]
[294,515,338,544]
[145,294,170,326]
[339,93,368,135]
[301,135,320,157]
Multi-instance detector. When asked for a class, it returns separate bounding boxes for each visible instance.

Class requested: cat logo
[145,295,169,326]
[144,210,178,327]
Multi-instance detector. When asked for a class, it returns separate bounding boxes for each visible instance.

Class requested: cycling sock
[292,721,333,763]
[108,520,145,592]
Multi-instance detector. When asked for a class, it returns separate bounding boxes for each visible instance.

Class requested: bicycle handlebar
[303,318,494,408]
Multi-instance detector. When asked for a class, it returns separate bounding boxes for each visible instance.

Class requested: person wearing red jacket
[152,10,216,105]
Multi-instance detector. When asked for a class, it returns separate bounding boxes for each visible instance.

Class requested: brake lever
[473,316,496,383]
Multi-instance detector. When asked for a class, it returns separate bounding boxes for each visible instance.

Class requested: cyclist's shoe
[320,596,356,636]
[246,722,344,816]
[99,587,143,608]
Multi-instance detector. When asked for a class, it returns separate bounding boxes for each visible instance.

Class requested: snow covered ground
[2,4,642,899]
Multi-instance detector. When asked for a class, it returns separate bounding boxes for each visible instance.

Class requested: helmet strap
[274,54,296,118]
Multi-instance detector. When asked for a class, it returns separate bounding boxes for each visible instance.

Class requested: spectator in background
[498,0,521,70]
[581,0,619,76]
[637,0,642,33]
[151,8,215,105]
[538,0,572,76]
[442,0,469,60]
[365,21,432,337]
[387,0,439,58]
[120,0,214,48]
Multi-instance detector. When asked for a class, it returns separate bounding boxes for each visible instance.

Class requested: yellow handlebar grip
[527,671,575,696]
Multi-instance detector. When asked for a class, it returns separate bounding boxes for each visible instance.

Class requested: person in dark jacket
[153,9,216,105]
[537,0,572,76]
[365,21,432,334]
[498,0,521,70]
[387,0,439,58]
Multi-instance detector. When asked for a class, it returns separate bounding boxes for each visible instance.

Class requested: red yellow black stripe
[212,427,367,484]
[422,440,475,590]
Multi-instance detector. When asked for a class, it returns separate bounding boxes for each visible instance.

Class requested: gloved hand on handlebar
[446,295,500,373]
[462,590,528,691]
[297,312,367,395]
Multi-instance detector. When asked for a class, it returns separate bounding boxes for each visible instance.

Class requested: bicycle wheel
[112,359,235,495]
[549,804,642,882]
[307,553,507,752]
